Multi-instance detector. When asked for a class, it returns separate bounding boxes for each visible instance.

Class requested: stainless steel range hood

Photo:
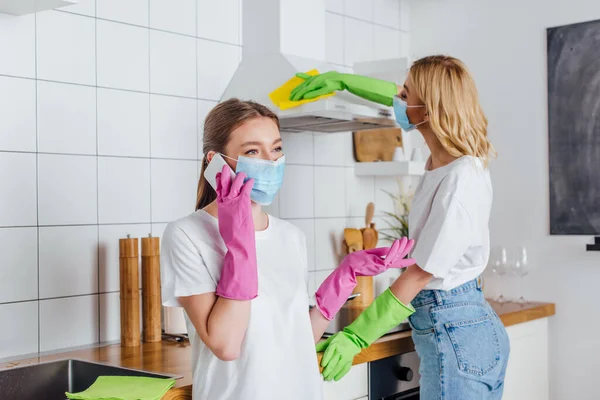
[220,0,405,133]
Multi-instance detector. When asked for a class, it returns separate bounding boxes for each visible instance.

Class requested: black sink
[0,359,179,400]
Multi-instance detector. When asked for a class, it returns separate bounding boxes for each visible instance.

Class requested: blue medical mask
[393,96,427,132]
[222,154,286,206]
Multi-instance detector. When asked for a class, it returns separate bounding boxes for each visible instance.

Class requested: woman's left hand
[347,237,415,277]
[316,332,360,381]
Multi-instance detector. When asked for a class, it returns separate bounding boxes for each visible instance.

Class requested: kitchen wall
[411,1,600,399]
[0,0,411,360]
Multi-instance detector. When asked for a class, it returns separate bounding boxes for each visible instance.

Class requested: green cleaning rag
[65,376,176,400]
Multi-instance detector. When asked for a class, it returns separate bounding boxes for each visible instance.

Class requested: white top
[161,211,322,400]
[409,156,493,290]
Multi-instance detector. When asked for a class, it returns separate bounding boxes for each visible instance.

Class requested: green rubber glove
[316,288,414,381]
[290,71,398,106]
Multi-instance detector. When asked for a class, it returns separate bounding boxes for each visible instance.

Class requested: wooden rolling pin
[119,235,140,347]
[142,234,162,343]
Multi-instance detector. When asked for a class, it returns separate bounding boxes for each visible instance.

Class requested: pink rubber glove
[215,165,258,300]
[315,237,415,320]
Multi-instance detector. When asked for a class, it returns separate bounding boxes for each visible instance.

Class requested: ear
[206,151,216,164]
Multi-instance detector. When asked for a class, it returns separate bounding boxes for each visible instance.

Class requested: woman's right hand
[214,165,258,300]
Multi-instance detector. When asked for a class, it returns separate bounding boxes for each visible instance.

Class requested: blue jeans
[409,278,510,400]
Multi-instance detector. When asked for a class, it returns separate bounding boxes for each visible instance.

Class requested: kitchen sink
[0,359,180,400]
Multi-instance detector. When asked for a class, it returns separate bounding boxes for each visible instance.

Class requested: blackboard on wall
[547,20,600,235]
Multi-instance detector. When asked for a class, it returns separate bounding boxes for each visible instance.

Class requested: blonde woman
[291,55,510,399]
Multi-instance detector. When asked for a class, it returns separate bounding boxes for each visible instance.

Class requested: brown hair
[195,98,280,211]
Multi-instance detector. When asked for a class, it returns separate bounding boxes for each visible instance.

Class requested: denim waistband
[411,277,483,307]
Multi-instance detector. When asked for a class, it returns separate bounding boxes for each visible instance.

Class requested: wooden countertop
[0,300,554,399]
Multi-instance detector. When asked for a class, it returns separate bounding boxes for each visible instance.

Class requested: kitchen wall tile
[151,159,198,223]
[39,225,98,298]
[150,0,195,36]
[151,95,197,159]
[96,0,148,26]
[374,25,401,60]
[315,218,346,270]
[97,89,150,157]
[289,219,316,271]
[197,99,217,158]
[151,223,168,239]
[314,167,346,218]
[374,0,401,29]
[62,0,96,16]
[0,13,35,78]
[400,32,411,59]
[99,292,120,343]
[314,132,350,167]
[0,76,36,152]
[36,11,95,85]
[326,13,344,65]
[98,224,151,293]
[37,81,96,155]
[281,132,314,165]
[345,167,375,218]
[197,40,241,101]
[400,0,410,32]
[344,18,374,66]
[97,20,149,92]
[326,0,344,13]
[98,157,151,224]
[38,154,97,226]
[279,165,314,219]
[0,302,38,359]
[0,153,37,227]
[315,269,335,288]
[197,0,240,45]
[374,176,401,217]
[307,271,316,303]
[0,227,38,303]
[150,30,196,98]
[345,0,373,21]
[40,295,99,352]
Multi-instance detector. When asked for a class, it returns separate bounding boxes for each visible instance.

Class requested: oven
[369,351,420,400]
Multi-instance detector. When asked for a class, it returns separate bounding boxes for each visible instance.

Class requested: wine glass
[489,246,508,303]
[512,246,529,304]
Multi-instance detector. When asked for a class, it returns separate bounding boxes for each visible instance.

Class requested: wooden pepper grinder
[142,234,162,343]
[119,235,140,347]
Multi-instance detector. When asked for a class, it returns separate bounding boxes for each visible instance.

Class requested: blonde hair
[196,98,280,211]
[409,55,496,166]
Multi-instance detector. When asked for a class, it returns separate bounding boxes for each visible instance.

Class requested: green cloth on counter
[65,376,175,400]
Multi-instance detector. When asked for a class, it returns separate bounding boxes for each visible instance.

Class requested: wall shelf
[354,161,426,177]
[0,0,79,15]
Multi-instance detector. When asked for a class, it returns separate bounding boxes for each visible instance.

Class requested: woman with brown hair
[160,98,415,400]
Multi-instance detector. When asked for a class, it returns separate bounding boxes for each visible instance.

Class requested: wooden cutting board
[353,127,403,162]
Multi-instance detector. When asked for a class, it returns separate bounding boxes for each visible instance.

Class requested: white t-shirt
[409,156,493,290]
[161,211,322,400]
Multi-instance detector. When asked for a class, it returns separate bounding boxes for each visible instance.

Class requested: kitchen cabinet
[502,317,550,400]
[322,363,368,400]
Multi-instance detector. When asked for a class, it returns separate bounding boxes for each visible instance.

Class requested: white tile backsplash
[197,40,241,100]
[279,165,314,219]
[374,25,401,60]
[197,99,217,157]
[40,295,99,352]
[98,224,151,292]
[0,152,37,227]
[151,95,197,159]
[38,154,98,226]
[97,89,150,157]
[37,81,97,155]
[346,167,375,218]
[99,292,120,343]
[96,0,148,26]
[400,0,410,32]
[63,0,96,16]
[281,132,314,165]
[345,0,374,21]
[98,157,151,224]
[315,218,346,270]
[0,13,35,78]
[0,227,38,303]
[36,11,95,85]
[150,0,196,36]
[314,167,346,218]
[325,12,344,65]
[97,20,149,92]
[0,76,36,152]
[0,302,38,359]
[314,132,350,167]
[151,159,198,222]
[344,18,374,66]
[326,0,344,13]
[375,176,401,216]
[374,0,401,29]
[197,0,240,45]
[39,225,98,298]
[150,30,197,98]
[400,32,411,59]
[289,219,316,271]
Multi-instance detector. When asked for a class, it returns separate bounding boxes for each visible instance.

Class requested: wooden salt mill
[141,234,162,343]
[119,235,140,347]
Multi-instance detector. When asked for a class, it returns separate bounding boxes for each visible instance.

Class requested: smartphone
[204,153,236,191]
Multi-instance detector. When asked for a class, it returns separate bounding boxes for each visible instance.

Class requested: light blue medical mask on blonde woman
[393,96,427,131]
